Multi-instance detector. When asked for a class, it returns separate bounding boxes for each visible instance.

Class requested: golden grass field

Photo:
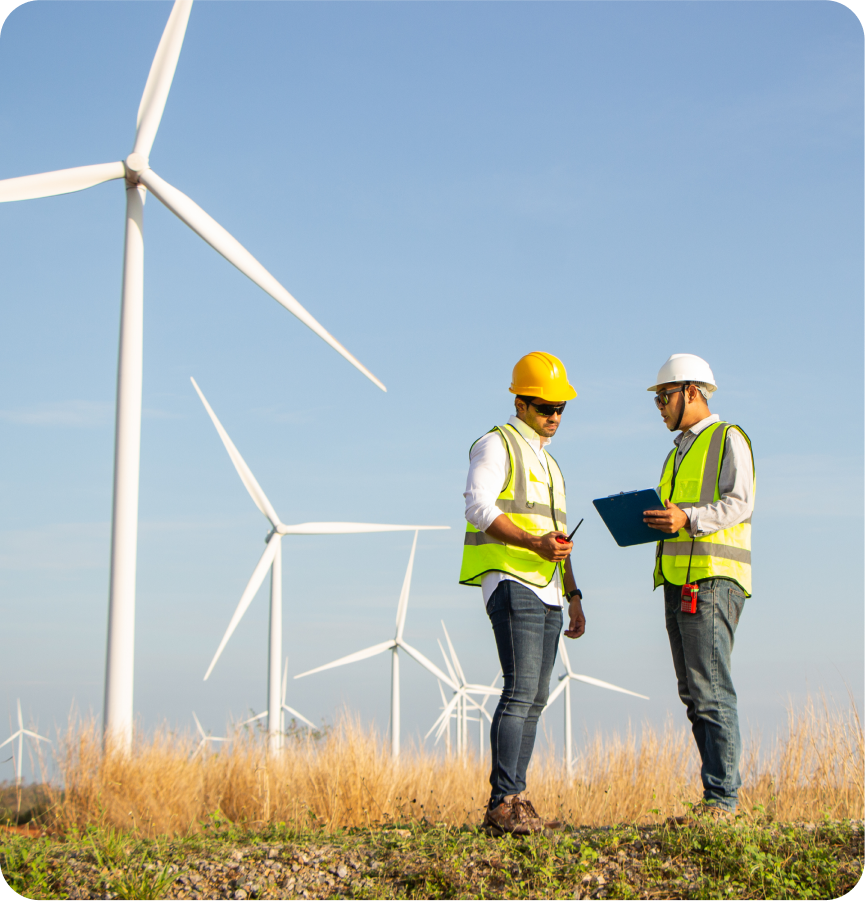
[19,695,863,838]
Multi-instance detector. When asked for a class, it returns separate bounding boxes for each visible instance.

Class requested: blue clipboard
[593,488,666,547]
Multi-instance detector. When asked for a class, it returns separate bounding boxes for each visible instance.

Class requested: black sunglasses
[528,399,567,417]
[653,386,687,408]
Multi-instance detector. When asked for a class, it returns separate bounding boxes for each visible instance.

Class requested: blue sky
[0,0,862,779]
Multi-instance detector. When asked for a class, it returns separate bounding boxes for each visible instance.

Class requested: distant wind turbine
[191,712,229,761]
[427,622,499,757]
[0,700,51,785]
[546,635,649,770]
[0,0,385,751]
[295,531,455,757]
[242,657,316,734]
[193,380,445,755]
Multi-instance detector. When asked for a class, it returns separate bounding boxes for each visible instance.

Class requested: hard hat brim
[510,384,577,402]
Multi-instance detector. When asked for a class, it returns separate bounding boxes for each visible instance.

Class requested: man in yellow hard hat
[460,351,584,835]
[643,354,754,825]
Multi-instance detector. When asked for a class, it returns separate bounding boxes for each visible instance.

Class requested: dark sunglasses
[528,400,567,417]
[653,386,687,408]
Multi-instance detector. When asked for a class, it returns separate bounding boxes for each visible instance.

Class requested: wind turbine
[546,635,649,771]
[242,658,316,734]
[0,700,51,785]
[427,622,499,757]
[0,1,386,751]
[193,380,444,755]
[294,530,457,757]
[191,712,229,761]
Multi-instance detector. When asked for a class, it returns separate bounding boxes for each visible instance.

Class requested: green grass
[2,817,862,899]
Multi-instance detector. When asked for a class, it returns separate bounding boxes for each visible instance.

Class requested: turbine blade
[570,673,650,700]
[21,730,51,744]
[425,691,462,740]
[190,377,281,527]
[241,711,267,725]
[277,522,448,535]
[192,711,206,739]
[558,635,575,677]
[281,658,289,706]
[0,162,126,203]
[204,536,278,680]
[282,705,316,730]
[397,640,457,690]
[463,684,501,695]
[133,0,194,158]
[0,732,21,750]
[140,168,386,391]
[394,531,418,641]
[441,621,468,686]
[294,640,396,679]
[437,680,447,706]
[546,677,568,706]
[16,700,22,731]
[437,639,458,685]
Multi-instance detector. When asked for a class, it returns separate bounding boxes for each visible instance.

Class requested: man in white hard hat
[642,354,754,824]
[461,352,584,835]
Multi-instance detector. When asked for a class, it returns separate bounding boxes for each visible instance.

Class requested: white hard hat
[648,354,717,393]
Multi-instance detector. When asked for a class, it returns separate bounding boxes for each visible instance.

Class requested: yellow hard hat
[509,352,577,401]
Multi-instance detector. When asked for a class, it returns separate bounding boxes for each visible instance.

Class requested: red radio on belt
[681,583,698,614]
[680,538,698,613]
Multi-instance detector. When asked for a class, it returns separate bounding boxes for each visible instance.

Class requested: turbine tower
[193,379,443,755]
[294,531,456,757]
[0,1,385,751]
[546,635,649,770]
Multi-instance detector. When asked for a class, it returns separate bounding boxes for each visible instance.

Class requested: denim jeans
[664,578,746,811]
[487,580,562,807]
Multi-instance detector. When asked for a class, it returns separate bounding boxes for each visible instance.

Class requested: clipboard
[592,488,666,547]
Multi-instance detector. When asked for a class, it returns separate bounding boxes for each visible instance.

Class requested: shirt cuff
[681,505,699,537]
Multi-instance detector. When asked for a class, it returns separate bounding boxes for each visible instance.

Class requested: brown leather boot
[483,795,540,836]
[666,801,735,829]
[513,793,563,831]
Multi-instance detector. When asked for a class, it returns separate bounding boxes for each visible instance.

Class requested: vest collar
[507,415,551,452]
[673,413,720,447]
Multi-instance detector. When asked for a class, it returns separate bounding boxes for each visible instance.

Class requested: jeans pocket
[727,586,745,627]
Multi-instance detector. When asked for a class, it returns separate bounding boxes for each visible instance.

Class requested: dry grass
[41,695,862,838]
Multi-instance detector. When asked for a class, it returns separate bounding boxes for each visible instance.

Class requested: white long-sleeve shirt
[665,414,755,536]
[464,416,566,608]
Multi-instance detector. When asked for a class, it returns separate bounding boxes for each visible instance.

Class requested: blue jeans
[664,578,746,812]
[487,580,562,807]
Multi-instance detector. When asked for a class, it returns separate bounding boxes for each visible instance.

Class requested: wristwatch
[566,588,582,601]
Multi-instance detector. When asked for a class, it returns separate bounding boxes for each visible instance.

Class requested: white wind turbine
[0,1,386,751]
[242,658,316,734]
[546,635,649,771]
[193,380,442,755]
[294,531,455,758]
[0,700,51,785]
[191,712,229,761]
[427,622,499,758]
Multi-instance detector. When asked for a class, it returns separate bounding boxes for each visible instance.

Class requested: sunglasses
[653,386,687,409]
[528,400,567,417]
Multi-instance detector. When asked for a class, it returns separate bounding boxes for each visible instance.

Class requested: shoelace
[512,796,540,824]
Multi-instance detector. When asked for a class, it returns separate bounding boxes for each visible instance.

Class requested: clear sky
[0,1,862,780]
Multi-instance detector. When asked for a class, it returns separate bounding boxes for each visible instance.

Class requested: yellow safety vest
[653,421,754,596]
[460,423,567,590]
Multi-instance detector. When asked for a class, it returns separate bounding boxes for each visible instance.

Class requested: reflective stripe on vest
[653,421,754,597]
[460,423,567,589]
